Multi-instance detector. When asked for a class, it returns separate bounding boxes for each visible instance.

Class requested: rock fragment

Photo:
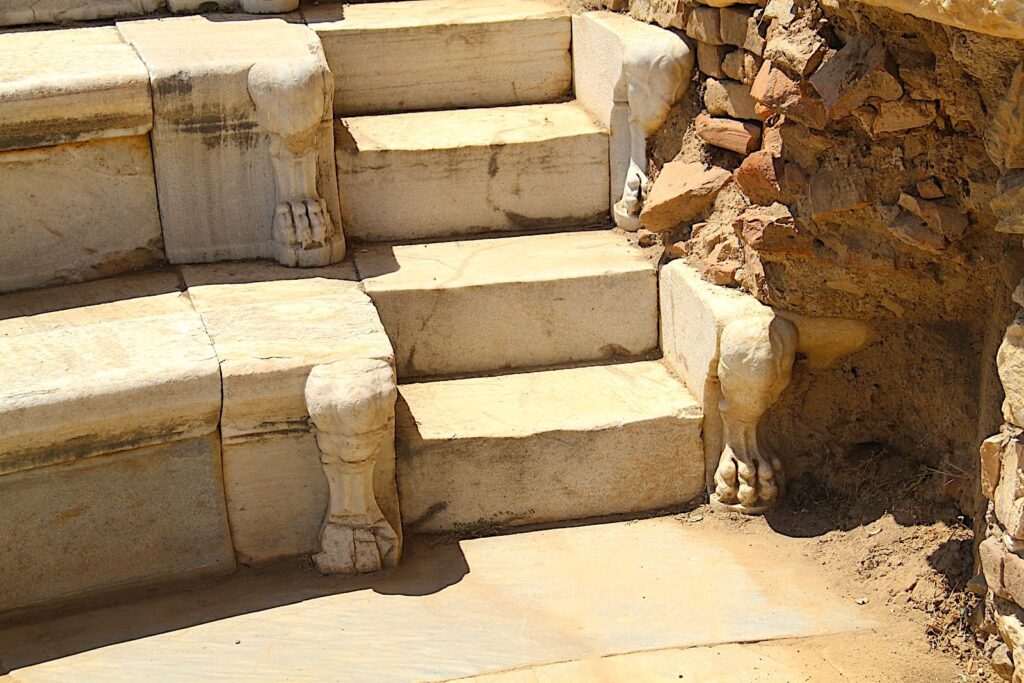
[734,150,783,205]
[686,6,723,45]
[764,20,827,77]
[897,192,968,240]
[808,36,902,119]
[750,61,827,128]
[704,78,759,121]
[639,161,732,232]
[722,49,762,84]
[698,42,730,79]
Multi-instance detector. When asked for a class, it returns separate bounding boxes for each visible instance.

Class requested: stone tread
[354,229,649,290]
[339,101,604,152]
[307,0,568,31]
[398,361,701,440]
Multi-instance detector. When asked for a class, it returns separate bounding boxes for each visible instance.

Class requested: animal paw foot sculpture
[713,435,784,514]
[306,360,401,576]
[248,57,344,268]
[710,315,797,514]
[272,198,336,267]
[314,520,399,575]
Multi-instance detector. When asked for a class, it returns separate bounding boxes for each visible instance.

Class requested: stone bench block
[0,27,152,152]
[0,272,221,475]
[355,230,658,379]
[181,262,400,565]
[118,16,344,267]
[336,102,609,241]
[0,136,164,294]
[397,361,704,532]
[0,434,235,614]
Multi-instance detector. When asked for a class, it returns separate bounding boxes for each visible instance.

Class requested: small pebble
[855,597,868,605]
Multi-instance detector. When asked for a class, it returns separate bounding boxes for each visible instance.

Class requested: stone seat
[0,264,402,612]
[0,26,164,295]
[0,272,233,614]
[0,26,152,152]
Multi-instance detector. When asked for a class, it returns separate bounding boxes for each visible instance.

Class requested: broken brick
[639,161,732,232]
[695,113,762,154]
[734,150,783,205]
[750,61,828,128]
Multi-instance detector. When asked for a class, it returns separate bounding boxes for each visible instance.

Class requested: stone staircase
[311,0,706,532]
[0,0,710,615]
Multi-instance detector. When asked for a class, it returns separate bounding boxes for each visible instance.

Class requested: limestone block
[572,12,693,229]
[396,362,704,532]
[628,0,687,28]
[851,0,1024,41]
[355,230,659,378]
[0,273,221,475]
[722,49,763,84]
[1000,313,1024,428]
[698,42,731,79]
[0,434,234,613]
[306,0,571,116]
[0,27,152,151]
[0,136,164,294]
[995,438,1024,539]
[0,0,160,27]
[337,102,609,241]
[118,16,343,266]
[686,6,723,44]
[180,263,400,563]
[704,78,759,121]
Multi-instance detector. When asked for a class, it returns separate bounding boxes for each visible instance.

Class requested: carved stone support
[248,57,343,268]
[305,359,399,575]
[661,261,874,514]
[613,38,693,230]
[571,12,693,231]
[711,314,798,513]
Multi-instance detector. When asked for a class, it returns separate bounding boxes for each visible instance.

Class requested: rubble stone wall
[605,0,1024,675]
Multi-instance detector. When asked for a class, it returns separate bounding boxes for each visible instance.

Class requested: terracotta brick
[695,113,762,154]
[734,150,783,205]
[639,161,732,232]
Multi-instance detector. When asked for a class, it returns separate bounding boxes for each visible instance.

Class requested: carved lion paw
[273,198,333,250]
[712,445,783,514]
[313,520,398,576]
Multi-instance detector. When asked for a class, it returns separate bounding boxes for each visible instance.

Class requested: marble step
[336,102,610,242]
[305,0,572,116]
[353,229,658,379]
[396,361,705,533]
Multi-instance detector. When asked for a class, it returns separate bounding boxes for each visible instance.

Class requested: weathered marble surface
[0,136,164,294]
[0,0,160,27]
[0,27,152,151]
[306,0,571,116]
[118,16,343,266]
[0,434,235,614]
[0,272,220,474]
